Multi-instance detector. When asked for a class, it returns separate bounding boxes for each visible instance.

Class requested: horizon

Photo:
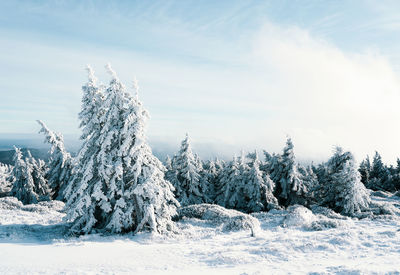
[1,1,400,164]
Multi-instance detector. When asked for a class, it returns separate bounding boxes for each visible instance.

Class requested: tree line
[3,65,397,235]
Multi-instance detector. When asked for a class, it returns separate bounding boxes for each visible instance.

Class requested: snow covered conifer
[11,147,50,204]
[201,159,219,202]
[37,120,73,201]
[299,165,318,201]
[318,147,370,216]
[66,65,178,234]
[241,152,279,212]
[26,151,50,201]
[63,65,105,205]
[216,152,278,213]
[0,162,12,194]
[367,152,392,191]
[79,65,105,140]
[10,147,33,204]
[171,134,208,206]
[215,155,242,209]
[270,138,308,206]
[164,155,179,189]
[358,156,371,186]
[262,152,282,186]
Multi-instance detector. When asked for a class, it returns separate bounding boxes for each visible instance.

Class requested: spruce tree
[242,152,279,212]
[318,147,370,216]
[215,155,241,208]
[265,138,308,206]
[171,134,208,206]
[391,159,400,191]
[63,65,104,205]
[368,152,392,191]
[37,120,73,201]
[216,152,279,213]
[201,159,219,202]
[358,156,371,186]
[0,162,12,193]
[164,155,179,191]
[65,65,178,234]
[11,148,50,204]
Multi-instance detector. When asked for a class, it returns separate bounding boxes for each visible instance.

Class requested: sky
[1,0,400,163]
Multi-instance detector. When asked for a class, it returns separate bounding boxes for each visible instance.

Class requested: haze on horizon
[1,0,400,164]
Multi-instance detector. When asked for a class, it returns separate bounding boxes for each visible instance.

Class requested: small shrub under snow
[282,205,316,228]
[177,203,260,236]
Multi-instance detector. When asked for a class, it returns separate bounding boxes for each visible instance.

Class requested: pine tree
[65,65,178,234]
[0,162,12,194]
[171,134,208,206]
[265,138,308,206]
[367,152,392,191]
[164,155,179,190]
[390,159,400,191]
[37,120,73,201]
[358,156,371,186]
[317,147,370,216]
[201,159,219,202]
[262,151,282,184]
[216,152,279,213]
[241,152,279,212]
[63,65,105,205]
[215,155,241,208]
[26,151,50,198]
[11,148,50,204]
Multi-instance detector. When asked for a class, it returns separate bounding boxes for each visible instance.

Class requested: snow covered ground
[1,193,400,274]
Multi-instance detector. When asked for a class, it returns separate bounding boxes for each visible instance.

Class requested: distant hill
[0,148,49,165]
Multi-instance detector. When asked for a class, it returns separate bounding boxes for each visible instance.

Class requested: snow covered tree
[264,138,308,206]
[164,155,179,187]
[216,152,279,213]
[10,147,50,204]
[241,152,279,212]
[367,152,392,191]
[201,159,219,202]
[215,154,244,209]
[37,120,73,201]
[0,162,12,194]
[170,134,208,206]
[298,164,318,202]
[317,147,370,216]
[358,156,371,186]
[389,159,400,191]
[65,64,178,234]
[63,65,105,204]
[262,151,282,184]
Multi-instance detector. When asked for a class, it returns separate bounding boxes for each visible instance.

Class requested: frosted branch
[105,63,118,80]
[86,64,97,84]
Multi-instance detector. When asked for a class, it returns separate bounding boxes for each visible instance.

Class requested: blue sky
[1,0,400,162]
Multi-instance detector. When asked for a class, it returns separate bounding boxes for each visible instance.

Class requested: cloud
[1,3,400,164]
[249,23,400,163]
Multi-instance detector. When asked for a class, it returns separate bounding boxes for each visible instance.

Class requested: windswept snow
[1,194,400,274]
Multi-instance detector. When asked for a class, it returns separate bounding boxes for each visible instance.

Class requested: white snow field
[1,193,400,274]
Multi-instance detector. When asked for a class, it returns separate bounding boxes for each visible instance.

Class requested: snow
[1,194,400,274]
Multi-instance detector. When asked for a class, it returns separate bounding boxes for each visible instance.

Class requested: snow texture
[1,193,400,274]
